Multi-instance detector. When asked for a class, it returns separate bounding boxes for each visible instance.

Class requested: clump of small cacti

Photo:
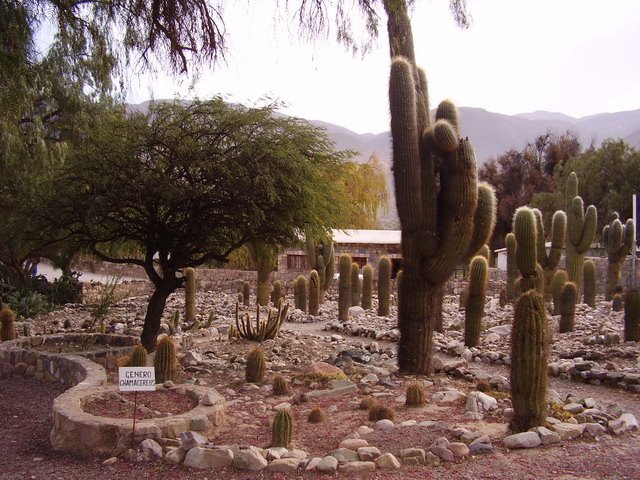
[377,256,391,316]
[272,375,288,395]
[583,260,596,307]
[294,275,308,313]
[245,347,266,383]
[184,267,196,324]
[559,282,577,333]
[350,262,361,307]
[305,236,335,299]
[405,383,426,407]
[307,407,325,423]
[368,404,395,421]
[613,293,624,312]
[603,213,635,300]
[624,289,640,342]
[242,281,251,307]
[464,255,489,347]
[551,270,567,315]
[271,409,293,447]
[128,344,148,367]
[359,395,375,410]
[308,270,319,316]
[270,280,283,305]
[338,254,352,321]
[505,233,517,299]
[362,264,373,310]
[0,307,17,341]
[154,336,176,383]
[233,298,288,342]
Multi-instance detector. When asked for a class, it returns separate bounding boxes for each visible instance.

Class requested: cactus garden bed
[83,389,197,420]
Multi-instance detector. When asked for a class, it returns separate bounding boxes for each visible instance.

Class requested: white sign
[118,367,156,391]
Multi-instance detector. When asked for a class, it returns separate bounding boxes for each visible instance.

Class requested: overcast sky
[127,0,640,135]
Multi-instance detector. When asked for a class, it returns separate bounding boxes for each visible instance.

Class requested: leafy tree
[37,98,356,351]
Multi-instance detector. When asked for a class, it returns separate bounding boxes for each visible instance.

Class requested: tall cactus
[565,172,597,292]
[551,270,567,315]
[270,280,282,305]
[510,206,548,432]
[242,281,251,307]
[624,288,640,342]
[377,256,391,316]
[184,267,196,324]
[506,233,517,299]
[464,255,489,347]
[154,336,176,383]
[603,213,635,300]
[533,209,566,296]
[338,254,352,321]
[583,260,596,307]
[362,264,373,310]
[294,275,308,313]
[305,235,335,299]
[559,282,577,333]
[350,262,361,307]
[308,270,320,316]
[0,307,17,341]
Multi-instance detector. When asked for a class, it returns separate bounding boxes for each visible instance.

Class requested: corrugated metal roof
[331,229,401,245]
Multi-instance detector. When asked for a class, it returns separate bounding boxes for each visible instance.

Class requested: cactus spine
[270,280,282,305]
[551,270,567,315]
[603,213,635,300]
[533,208,566,296]
[308,270,320,316]
[464,255,489,347]
[509,206,548,433]
[129,344,148,367]
[361,264,373,310]
[565,172,597,292]
[245,347,266,383]
[350,262,361,307]
[294,275,307,313]
[624,289,640,341]
[506,233,517,299]
[154,336,176,383]
[242,281,251,307]
[271,409,293,447]
[377,256,391,316]
[338,254,352,321]
[0,307,17,341]
[583,260,596,307]
[184,267,196,324]
[559,282,577,333]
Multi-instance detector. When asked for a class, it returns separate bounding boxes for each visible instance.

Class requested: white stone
[136,439,163,461]
[552,422,585,440]
[357,425,374,435]
[533,426,561,445]
[317,456,339,472]
[339,438,368,450]
[179,431,208,450]
[374,452,401,470]
[183,447,234,469]
[339,461,376,472]
[374,419,394,430]
[165,447,187,464]
[348,306,367,320]
[265,447,288,460]
[357,446,381,461]
[233,447,268,471]
[267,458,300,472]
[503,432,541,449]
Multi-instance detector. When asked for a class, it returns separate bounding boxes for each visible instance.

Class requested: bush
[49,272,83,304]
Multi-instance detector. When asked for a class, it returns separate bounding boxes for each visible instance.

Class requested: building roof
[331,229,401,245]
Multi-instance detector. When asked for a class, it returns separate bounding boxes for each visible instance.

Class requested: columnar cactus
[477,244,491,262]
[583,260,596,307]
[362,264,373,310]
[245,347,266,383]
[624,289,640,341]
[184,267,196,324]
[464,255,489,347]
[565,172,597,292]
[386,6,496,373]
[154,336,176,383]
[338,254,352,321]
[377,256,391,316]
[613,293,624,312]
[305,236,335,299]
[350,262,361,307]
[559,282,577,333]
[505,233,517,299]
[405,382,426,407]
[129,344,148,367]
[603,213,635,300]
[533,209,566,296]
[551,270,567,315]
[242,281,251,307]
[271,409,293,447]
[294,275,308,313]
[509,206,548,433]
[256,253,272,307]
[270,280,282,305]
[308,270,320,316]
[0,307,17,341]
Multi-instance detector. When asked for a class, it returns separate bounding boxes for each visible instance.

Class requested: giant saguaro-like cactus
[305,236,335,299]
[603,213,635,300]
[565,172,597,292]
[533,209,566,296]
[387,48,496,372]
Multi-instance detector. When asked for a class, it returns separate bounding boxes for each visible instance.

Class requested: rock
[282,449,308,460]
[448,442,470,459]
[183,350,206,365]
[552,422,585,440]
[483,333,501,343]
[360,373,379,384]
[339,461,376,472]
[165,447,187,464]
[357,425,374,435]
[399,420,418,427]
[339,349,371,364]
[179,431,208,450]
[563,402,584,414]
[183,447,234,469]
[317,455,339,472]
[136,439,163,461]
[357,446,381,461]
[533,427,561,445]
[189,416,211,431]
[233,446,268,471]
[374,419,394,430]
[339,438,368,450]
[330,448,359,464]
[425,452,441,466]
[200,390,222,406]
[306,380,358,399]
[348,306,367,320]
[101,457,118,466]
[430,446,454,462]
[469,443,494,455]
[266,447,288,460]
[583,423,607,436]
[432,437,450,448]
[466,391,498,413]
[487,325,511,336]
[267,458,300,472]
[399,448,426,465]
[374,452,401,470]
[305,361,345,377]
[305,457,322,470]
[431,388,466,403]
[608,413,639,435]
[503,432,541,449]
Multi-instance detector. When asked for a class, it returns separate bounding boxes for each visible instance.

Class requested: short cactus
[583,260,596,308]
[184,267,196,324]
[128,344,148,367]
[272,375,288,396]
[0,307,17,341]
[603,213,635,300]
[338,254,352,321]
[245,347,266,383]
[361,264,373,310]
[270,280,283,305]
[551,270,567,315]
[294,275,308,313]
[559,282,577,333]
[613,293,624,312]
[308,270,320,316]
[271,409,293,447]
[405,382,426,407]
[350,262,361,307]
[377,256,391,316]
[368,404,395,421]
[307,407,325,423]
[624,289,640,342]
[242,281,251,307]
[359,395,375,410]
[154,336,176,383]
[464,255,489,347]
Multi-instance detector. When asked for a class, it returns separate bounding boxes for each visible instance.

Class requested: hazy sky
[127,0,640,135]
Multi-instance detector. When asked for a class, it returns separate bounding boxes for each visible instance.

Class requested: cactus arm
[623,219,635,254]
[513,207,538,276]
[565,172,578,209]
[577,205,597,253]
[464,182,497,262]
[533,208,548,268]
[568,196,585,247]
[305,236,318,269]
[547,210,566,270]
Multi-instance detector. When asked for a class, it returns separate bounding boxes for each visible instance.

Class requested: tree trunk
[141,285,175,352]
